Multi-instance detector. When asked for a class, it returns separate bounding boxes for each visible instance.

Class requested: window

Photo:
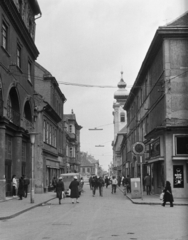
[28,61,32,82]
[176,136,188,155]
[120,112,125,122]
[49,125,52,145]
[17,44,21,68]
[46,123,49,143]
[43,120,46,142]
[69,125,72,133]
[70,147,73,157]
[54,129,57,147]
[2,21,8,50]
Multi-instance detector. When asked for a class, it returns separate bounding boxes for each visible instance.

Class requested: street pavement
[0,184,188,220]
[0,184,188,240]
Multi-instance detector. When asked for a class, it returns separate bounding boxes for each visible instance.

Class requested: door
[5,161,12,196]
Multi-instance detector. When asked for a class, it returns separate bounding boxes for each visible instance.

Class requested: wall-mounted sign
[173,165,184,188]
[132,142,145,155]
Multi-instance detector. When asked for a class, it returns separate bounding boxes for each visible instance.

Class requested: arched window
[120,112,125,122]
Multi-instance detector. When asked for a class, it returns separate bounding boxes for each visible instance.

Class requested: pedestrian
[12,175,17,197]
[105,176,109,188]
[111,176,117,194]
[89,176,93,190]
[69,176,80,204]
[56,177,65,205]
[144,173,151,195]
[80,177,84,193]
[98,176,104,197]
[91,175,98,197]
[23,175,30,198]
[18,176,24,200]
[118,175,121,187]
[52,176,57,192]
[162,181,174,207]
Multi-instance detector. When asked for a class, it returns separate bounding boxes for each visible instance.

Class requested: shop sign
[150,139,160,158]
[173,165,184,188]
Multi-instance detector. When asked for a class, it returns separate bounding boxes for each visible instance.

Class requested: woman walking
[162,181,174,207]
[69,176,80,204]
[56,177,64,205]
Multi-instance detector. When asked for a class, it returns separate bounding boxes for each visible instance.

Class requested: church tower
[113,72,129,139]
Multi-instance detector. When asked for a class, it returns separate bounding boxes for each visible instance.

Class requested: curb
[0,197,56,220]
[118,187,188,206]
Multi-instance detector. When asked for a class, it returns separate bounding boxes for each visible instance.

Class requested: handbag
[160,192,164,200]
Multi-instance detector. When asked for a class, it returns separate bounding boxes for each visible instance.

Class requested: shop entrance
[5,160,12,196]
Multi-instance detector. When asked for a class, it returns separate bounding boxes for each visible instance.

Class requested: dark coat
[69,179,79,198]
[56,180,64,200]
[18,177,24,197]
[163,186,174,202]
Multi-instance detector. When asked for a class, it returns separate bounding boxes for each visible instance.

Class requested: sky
[35,0,188,171]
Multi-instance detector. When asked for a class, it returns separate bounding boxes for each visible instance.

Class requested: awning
[46,159,60,169]
[146,157,164,164]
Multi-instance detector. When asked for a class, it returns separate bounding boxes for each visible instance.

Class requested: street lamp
[29,132,38,204]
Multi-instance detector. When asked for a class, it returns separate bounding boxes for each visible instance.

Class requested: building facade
[0,0,41,199]
[34,62,66,192]
[124,13,188,198]
[64,111,82,173]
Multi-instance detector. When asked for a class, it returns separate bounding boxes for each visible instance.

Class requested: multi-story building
[124,13,188,198]
[64,111,82,173]
[80,152,95,177]
[34,62,66,192]
[112,72,128,176]
[0,0,41,199]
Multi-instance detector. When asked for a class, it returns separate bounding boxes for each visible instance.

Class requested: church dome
[114,72,128,101]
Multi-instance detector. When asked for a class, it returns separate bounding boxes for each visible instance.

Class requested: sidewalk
[0,192,56,220]
[118,186,188,206]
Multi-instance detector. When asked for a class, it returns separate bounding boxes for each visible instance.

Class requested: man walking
[111,176,117,194]
[98,176,104,197]
[91,175,98,197]
[56,177,65,205]
[144,173,151,195]
[23,175,30,198]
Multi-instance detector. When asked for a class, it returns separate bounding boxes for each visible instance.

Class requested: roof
[64,114,82,130]
[80,156,94,167]
[166,11,188,27]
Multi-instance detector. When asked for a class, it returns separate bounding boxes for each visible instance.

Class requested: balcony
[7,108,20,126]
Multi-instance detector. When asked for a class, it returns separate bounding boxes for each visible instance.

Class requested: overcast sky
[35,0,188,171]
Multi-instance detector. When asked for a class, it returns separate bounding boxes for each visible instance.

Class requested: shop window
[176,136,188,155]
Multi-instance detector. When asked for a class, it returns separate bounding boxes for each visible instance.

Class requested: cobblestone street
[0,185,187,240]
